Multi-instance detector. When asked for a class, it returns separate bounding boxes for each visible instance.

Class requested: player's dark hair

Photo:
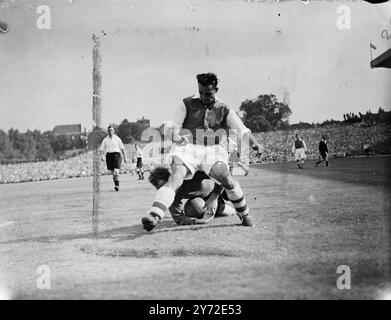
[107,125,114,130]
[196,73,218,89]
[149,167,171,188]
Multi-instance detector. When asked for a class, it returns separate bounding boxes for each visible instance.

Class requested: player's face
[198,84,217,106]
[108,127,114,136]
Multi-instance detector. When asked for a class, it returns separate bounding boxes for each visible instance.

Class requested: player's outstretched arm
[203,183,224,217]
[159,121,189,146]
[159,102,188,145]
[226,110,254,168]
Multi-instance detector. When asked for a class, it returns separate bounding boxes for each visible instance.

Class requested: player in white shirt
[135,143,145,180]
[99,125,128,191]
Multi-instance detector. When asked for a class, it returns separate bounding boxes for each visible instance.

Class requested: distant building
[137,117,150,129]
[53,124,82,136]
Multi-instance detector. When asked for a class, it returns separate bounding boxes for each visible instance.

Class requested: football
[183,197,205,219]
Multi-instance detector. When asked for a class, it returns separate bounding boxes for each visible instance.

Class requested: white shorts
[169,143,229,180]
[294,148,306,160]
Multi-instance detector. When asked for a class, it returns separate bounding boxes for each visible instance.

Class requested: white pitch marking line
[0,221,15,229]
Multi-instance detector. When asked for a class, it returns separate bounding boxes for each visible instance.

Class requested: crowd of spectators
[0,152,93,184]
[1,124,390,184]
[251,123,391,163]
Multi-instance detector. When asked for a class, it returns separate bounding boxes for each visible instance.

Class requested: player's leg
[112,152,121,190]
[137,167,142,179]
[209,161,254,227]
[142,158,189,231]
[222,204,236,216]
[106,153,116,189]
[315,154,322,166]
[228,152,235,175]
[294,150,301,168]
[300,149,305,168]
[140,163,145,179]
[113,168,120,191]
[214,194,235,217]
[237,161,249,175]
[229,163,233,175]
[136,158,142,179]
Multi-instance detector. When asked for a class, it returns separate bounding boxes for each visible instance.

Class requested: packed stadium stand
[1,124,390,184]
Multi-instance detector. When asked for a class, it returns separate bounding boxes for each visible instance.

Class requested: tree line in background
[285,107,391,131]
[0,129,85,163]
[1,94,389,163]
[239,95,390,132]
[0,119,143,164]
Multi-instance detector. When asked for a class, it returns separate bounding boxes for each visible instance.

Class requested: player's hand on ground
[196,215,214,224]
[203,198,218,218]
[197,210,215,224]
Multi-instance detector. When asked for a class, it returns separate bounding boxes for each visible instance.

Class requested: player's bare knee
[210,161,229,178]
[213,171,235,189]
[210,161,227,173]
[220,175,236,190]
[209,162,235,189]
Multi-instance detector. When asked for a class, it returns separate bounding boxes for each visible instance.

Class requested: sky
[0,0,390,132]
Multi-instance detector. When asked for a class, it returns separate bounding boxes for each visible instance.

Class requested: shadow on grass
[0,219,241,245]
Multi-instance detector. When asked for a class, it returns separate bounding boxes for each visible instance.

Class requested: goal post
[92,34,102,239]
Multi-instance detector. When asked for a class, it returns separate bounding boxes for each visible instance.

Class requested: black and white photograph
[0,0,390,303]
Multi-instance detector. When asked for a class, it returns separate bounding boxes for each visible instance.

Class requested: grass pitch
[0,157,390,299]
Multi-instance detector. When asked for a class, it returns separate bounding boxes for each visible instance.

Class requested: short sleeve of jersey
[116,136,124,149]
[99,137,107,152]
